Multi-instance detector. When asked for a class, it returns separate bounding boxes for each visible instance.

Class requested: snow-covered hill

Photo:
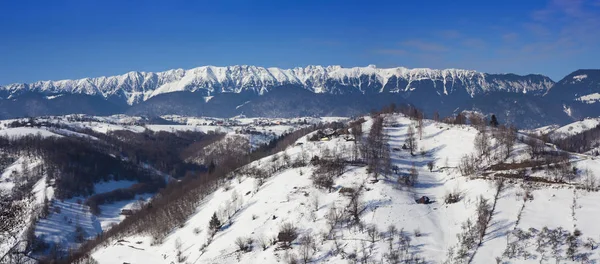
[0,65,554,105]
[548,118,600,140]
[85,115,600,264]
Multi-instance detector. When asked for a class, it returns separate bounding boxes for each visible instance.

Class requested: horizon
[1,0,599,84]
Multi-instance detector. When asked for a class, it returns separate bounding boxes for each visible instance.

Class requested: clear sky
[1,0,599,84]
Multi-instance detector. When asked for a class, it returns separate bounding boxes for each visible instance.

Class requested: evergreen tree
[209,212,221,232]
[490,115,499,127]
[208,160,216,174]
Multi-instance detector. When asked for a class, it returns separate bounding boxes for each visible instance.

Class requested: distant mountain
[3,65,599,128]
[546,69,600,103]
[0,65,554,105]
[544,69,600,120]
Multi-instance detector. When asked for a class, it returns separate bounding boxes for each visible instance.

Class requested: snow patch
[0,127,62,139]
[563,104,572,117]
[576,93,600,104]
[573,74,588,81]
[46,94,64,99]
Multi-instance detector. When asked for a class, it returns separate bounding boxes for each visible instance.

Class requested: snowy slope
[548,118,600,140]
[33,180,152,252]
[0,127,62,139]
[1,65,554,105]
[87,115,600,264]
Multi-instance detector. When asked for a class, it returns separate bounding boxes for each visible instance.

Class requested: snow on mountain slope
[87,115,600,264]
[33,180,153,253]
[1,65,554,105]
[576,93,600,104]
[0,157,48,262]
[0,127,62,139]
[548,118,600,140]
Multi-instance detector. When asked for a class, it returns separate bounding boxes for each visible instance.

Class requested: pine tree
[490,115,499,127]
[209,212,221,232]
[208,160,216,174]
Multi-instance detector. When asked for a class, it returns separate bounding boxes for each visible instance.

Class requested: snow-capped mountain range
[0,65,554,105]
[0,65,598,129]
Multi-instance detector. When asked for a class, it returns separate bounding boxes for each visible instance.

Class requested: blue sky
[0,0,599,84]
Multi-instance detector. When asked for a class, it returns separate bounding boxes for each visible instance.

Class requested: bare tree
[583,168,597,191]
[405,126,417,156]
[469,114,486,131]
[458,154,477,176]
[524,136,544,159]
[311,193,320,211]
[175,238,187,263]
[497,125,517,159]
[454,112,467,125]
[474,130,491,157]
[325,205,342,236]
[417,114,424,140]
[235,236,252,252]
[346,187,366,226]
[298,233,316,264]
[367,224,380,244]
[409,163,419,187]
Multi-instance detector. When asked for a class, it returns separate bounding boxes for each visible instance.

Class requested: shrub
[427,161,434,172]
[414,228,422,237]
[235,236,253,252]
[278,223,299,248]
[444,190,462,204]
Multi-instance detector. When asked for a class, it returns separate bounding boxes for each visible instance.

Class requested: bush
[278,223,298,248]
[427,161,434,172]
[414,228,422,237]
[257,235,269,250]
[235,236,253,252]
[444,190,462,204]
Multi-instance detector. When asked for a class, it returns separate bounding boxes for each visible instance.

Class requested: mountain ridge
[0,65,555,105]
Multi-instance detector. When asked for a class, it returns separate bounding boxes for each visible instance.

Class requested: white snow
[0,157,44,192]
[88,115,600,263]
[46,94,64,99]
[34,180,152,252]
[2,114,598,263]
[573,74,588,81]
[1,65,553,105]
[549,118,600,140]
[576,92,600,104]
[0,127,62,138]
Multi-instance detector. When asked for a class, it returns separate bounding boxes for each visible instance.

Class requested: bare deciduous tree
[474,130,491,157]
[405,126,417,156]
[298,233,316,264]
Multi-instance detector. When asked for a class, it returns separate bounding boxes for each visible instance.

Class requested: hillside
[79,114,600,264]
[0,115,336,263]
